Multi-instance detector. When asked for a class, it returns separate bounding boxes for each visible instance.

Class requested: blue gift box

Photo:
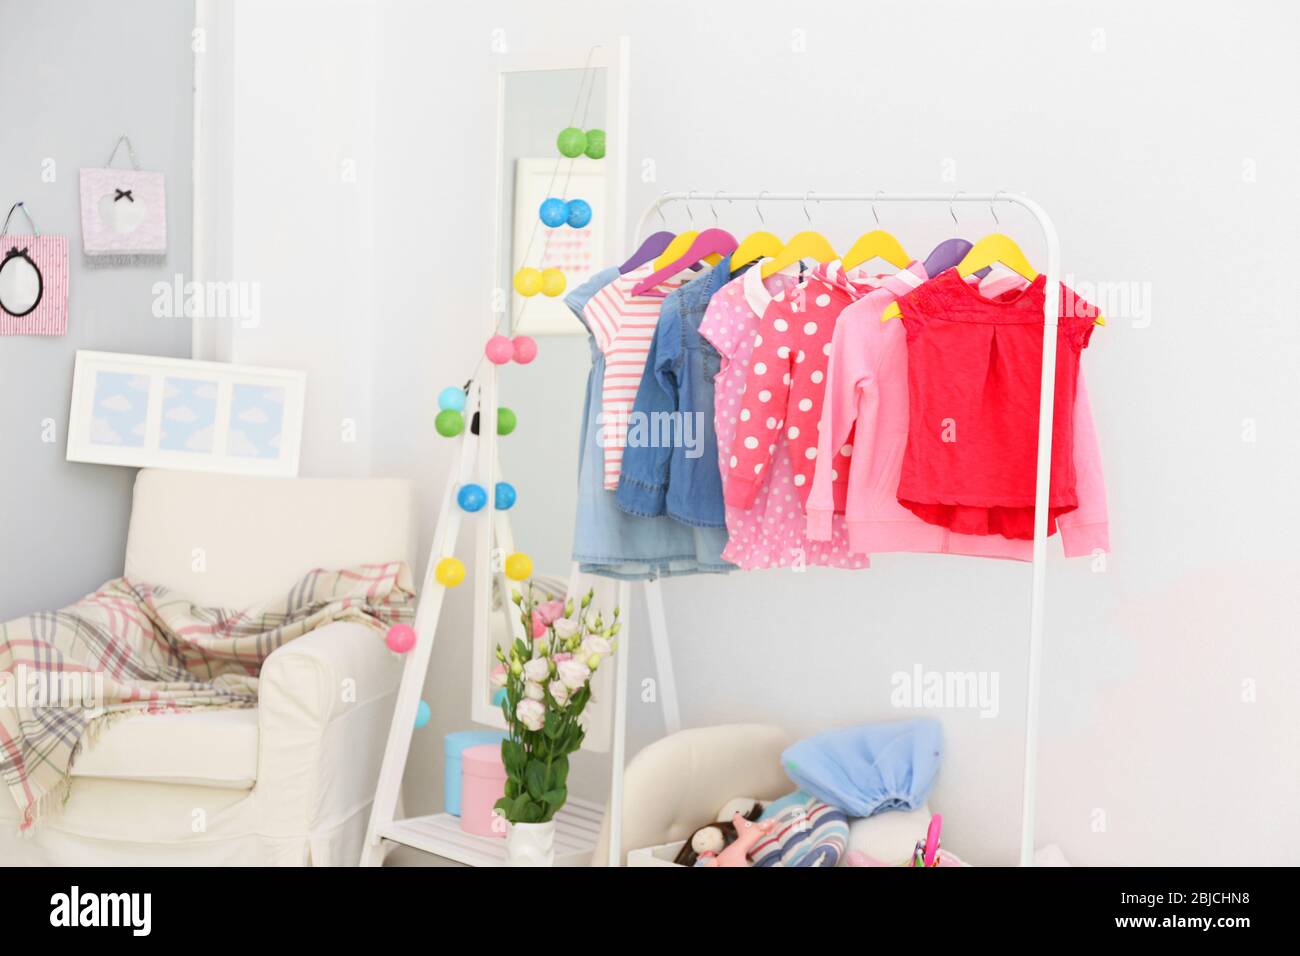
[444,729,508,816]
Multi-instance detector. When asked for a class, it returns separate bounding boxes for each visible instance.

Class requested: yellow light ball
[540,268,567,297]
[513,267,542,297]
[504,552,533,582]
[435,557,466,588]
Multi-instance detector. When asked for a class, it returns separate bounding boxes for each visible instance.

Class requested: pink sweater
[806,263,1109,559]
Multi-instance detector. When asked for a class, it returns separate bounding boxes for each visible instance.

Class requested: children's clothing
[700,263,870,570]
[616,258,731,528]
[895,269,1099,539]
[808,264,1110,558]
[724,262,881,511]
[583,262,691,490]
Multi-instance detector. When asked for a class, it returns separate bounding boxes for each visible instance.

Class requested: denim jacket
[615,257,732,528]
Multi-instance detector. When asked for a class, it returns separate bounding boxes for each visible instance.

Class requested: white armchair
[0,469,413,866]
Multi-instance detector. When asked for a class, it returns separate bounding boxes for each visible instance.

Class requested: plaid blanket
[0,562,414,830]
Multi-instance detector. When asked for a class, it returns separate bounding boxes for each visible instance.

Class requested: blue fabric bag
[780,719,942,817]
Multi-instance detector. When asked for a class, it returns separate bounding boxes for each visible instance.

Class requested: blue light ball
[437,386,466,412]
[457,483,487,512]
[494,481,517,511]
[539,197,568,228]
[565,199,592,229]
[493,688,507,707]
[414,699,431,729]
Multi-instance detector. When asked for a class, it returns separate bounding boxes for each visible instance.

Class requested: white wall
[207,0,1300,865]
[0,0,194,620]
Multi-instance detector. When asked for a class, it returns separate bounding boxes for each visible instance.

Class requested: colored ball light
[556,126,587,158]
[584,128,606,159]
[565,199,592,229]
[414,699,431,729]
[513,267,542,297]
[494,481,517,511]
[457,483,488,512]
[437,386,466,412]
[538,197,568,228]
[511,335,538,364]
[484,334,514,365]
[539,269,566,298]
[435,409,464,437]
[504,552,533,582]
[435,556,466,587]
[497,407,517,435]
[385,623,417,654]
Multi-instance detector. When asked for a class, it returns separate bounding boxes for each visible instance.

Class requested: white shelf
[379,797,605,867]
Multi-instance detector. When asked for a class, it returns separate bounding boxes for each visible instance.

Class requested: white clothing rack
[628,191,1063,869]
[363,189,1063,869]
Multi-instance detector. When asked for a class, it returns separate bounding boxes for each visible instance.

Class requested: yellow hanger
[841,229,910,272]
[760,231,839,279]
[956,233,1037,280]
[731,230,784,271]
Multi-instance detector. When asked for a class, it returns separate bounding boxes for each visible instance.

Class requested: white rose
[557,658,591,691]
[515,698,545,731]
[548,680,570,706]
[523,681,544,701]
[552,618,579,639]
[523,657,550,683]
[581,635,612,658]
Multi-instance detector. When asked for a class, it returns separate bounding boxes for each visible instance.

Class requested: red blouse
[895,269,1098,540]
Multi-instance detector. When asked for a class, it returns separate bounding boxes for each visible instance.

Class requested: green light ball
[584,129,606,159]
[497,407,517,436]
[556,127,587,158]
[435,409,464,437]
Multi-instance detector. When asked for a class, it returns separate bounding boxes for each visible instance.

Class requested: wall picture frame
[66,350,305,476]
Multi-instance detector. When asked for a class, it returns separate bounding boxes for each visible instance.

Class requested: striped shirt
[583,263,688,490]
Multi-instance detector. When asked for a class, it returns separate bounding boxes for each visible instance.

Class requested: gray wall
[0,0,194,618]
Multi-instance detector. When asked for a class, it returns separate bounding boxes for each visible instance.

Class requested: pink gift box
[459,743,507,838]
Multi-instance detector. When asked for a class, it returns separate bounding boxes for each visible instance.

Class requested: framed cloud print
[66,351,305,476]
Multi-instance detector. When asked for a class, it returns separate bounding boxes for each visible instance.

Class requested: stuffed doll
[698,812,776,868]
[673,802,763,867]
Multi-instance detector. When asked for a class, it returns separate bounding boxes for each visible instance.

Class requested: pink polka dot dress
[699,262,875,571]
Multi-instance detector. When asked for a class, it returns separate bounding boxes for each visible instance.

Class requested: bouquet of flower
[490,581,619,824]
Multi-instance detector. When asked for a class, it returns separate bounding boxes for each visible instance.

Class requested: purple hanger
[923,238,991,278]
[618,230,675,274]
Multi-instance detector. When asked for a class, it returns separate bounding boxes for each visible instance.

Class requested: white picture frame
[66,350,306,477]
[510,157,606,335]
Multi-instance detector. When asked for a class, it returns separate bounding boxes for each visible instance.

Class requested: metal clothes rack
[613,191,1066,868]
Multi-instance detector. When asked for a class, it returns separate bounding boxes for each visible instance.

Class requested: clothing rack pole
[628,191,1060,867]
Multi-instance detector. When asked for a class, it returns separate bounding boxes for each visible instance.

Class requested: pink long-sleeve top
[806,262,1110,560]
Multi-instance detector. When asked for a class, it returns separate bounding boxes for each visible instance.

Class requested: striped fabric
[582,263,688,490]
[0,563,414,830]
[750,791,849,867]
[0,234,69,336]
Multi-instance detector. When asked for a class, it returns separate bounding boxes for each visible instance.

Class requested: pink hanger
[630,227,737,297]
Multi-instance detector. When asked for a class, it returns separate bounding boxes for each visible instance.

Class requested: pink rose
[531,610,547,638]
[490,663,507,688]
[537,600,566,626]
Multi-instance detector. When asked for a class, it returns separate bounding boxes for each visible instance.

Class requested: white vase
[506,821,556,867]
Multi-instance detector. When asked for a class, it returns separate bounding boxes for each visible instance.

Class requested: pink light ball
[385,623,417,654]
[484,335,514,365]
[512,335,538,364]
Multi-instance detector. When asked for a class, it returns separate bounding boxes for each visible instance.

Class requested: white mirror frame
[470,39,630,748]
